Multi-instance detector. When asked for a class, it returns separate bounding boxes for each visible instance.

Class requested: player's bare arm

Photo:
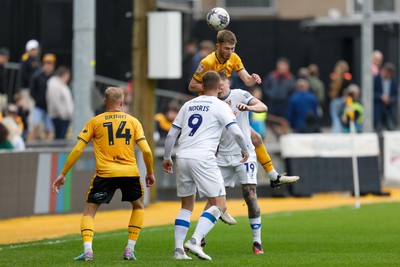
[237,69,262,87]
[237,98,268,113]
[188,78,204,93]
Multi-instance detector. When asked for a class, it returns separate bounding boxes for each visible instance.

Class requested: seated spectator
[0,122,13,150]
[154,102,180,145]
[287,78,319,132]
[340,84,363,133]
[1,116,25,150]
[12,93,30,140]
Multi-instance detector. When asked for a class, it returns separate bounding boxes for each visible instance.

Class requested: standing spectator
[262,57,296,118]
[328,60,352,133]
[371,50,383,77]
[340,84,363,133]
[0,122,13,150]
[287,78,319,132]
[191,40,215,76]
[308,63,326,108]
[12,93,30,140]
[20,40,41,105]
[1,116,25,150]
[46,66,73,139]
[373,62,398,132]
[0,48,10,111]
[29,53,56,140]
[182,39,198,90]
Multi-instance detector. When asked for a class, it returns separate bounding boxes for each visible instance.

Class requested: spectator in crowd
[287,78,319,132]
[46,66,73,139]
[0,122,13,150]
[5,104,24,137]
[12,93,30,140]
[340,84,363,133]
[0,47,10,112]
[328,60,352,133]
[191,40,215,76]
[154,102,180,146]
[248,86,267,139]
[182,39,198,90]
[29,53,56,140]
[20,39,41,89]
[262,57,296,118]
[308,63,326,108]
[1,116,25,150]
[297,67,309,80]
[373,62,398,132]
[371,50,383,77]
[297,112,321,133]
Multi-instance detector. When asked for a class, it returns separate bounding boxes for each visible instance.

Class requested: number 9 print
[188,114,203,136]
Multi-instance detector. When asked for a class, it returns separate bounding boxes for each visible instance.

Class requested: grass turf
[0,202,399,266]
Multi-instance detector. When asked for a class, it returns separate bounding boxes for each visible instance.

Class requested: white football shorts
[176,158,226,198]
[217,153,258,187]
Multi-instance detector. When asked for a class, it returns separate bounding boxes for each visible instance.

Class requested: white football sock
[191,205,221,245]
[174,209,192,249]
[83,241,92,252]
[267,169,279,181]
[249,217,262,244]
[126,239,136,251]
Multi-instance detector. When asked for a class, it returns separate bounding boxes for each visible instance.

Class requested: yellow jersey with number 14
[78,111,146,177]
[193,51,244,82]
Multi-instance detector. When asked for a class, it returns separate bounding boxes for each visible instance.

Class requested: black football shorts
[86,176,143,204]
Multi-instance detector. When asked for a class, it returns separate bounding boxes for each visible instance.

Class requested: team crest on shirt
[244,93,251,98]
[225,99,232,106]
[196,64,205,74]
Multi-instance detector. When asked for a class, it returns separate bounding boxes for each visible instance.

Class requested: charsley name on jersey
[104,114,127,120]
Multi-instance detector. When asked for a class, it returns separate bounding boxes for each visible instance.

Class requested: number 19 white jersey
[172,95,237,160]
[218,89,255,155]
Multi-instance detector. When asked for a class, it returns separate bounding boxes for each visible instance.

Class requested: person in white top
[46,66,74,139]
[163,70,250,261]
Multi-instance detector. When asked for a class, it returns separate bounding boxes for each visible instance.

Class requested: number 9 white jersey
[172,95,237,160]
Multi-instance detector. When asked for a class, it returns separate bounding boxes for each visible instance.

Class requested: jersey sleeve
[232,54,244,73]
[193,59,209,82]
[238,89,254,105]
[133,118,146,143]
[171,103,186,129]
[77,118,95,143]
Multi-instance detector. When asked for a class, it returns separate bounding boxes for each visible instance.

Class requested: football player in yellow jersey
[52,87,155,261]
[189,30,299,206]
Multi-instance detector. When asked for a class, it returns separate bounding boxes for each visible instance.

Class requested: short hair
[217,30,237,45]
[105,87,124,104]
[199,40,215,51]
[0,47,10,57]
[202,71,221,91]
[382,62,395,73]
[218,70,228,80]
[345,84,360,98]
[56,66,70,77]
[277,57,290,65]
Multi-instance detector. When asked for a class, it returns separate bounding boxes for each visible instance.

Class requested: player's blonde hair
[217,30,237,45]
[105,87,124,105]
[202,70,221,91]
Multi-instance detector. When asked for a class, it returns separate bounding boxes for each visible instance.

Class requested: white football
[206,7,230,31]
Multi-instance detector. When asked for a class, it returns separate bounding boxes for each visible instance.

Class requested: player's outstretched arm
[51,139,87,194]
[137,138,155,180]
[237,69,262,87]
[163,126,181,173]
[188,78,204,93]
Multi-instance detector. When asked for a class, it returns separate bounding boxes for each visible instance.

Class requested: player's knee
[251,131,263,147]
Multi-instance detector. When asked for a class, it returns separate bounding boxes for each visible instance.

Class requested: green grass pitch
[0,202,399,266]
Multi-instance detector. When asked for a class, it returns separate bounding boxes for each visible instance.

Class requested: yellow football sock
[255,143,274,173]
[81,215,94,243]
[128,209,144,242]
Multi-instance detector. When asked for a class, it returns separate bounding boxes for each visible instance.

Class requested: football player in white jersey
[163,70,250,261]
